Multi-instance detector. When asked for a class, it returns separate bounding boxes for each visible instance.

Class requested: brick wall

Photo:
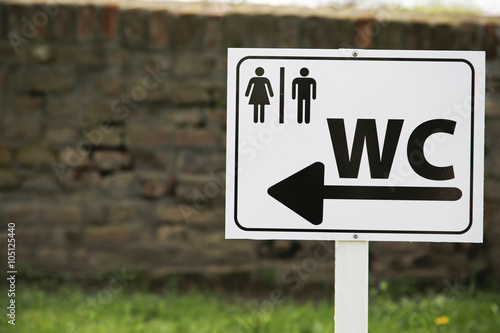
[0,0,500,286]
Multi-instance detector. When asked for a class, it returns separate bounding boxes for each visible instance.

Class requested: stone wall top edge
[2,0,500,24]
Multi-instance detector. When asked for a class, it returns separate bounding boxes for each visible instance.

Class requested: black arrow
[267,162,462,226]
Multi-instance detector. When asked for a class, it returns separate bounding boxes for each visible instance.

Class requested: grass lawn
[1,282,499,332]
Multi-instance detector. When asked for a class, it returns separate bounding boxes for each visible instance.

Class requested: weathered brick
[86,72,125,96]
[378,21,405,49]
[76,5,98,41]
[300,16,326,48]
[457,23,480,50]
[44,122,80,146]
[50,4,75,41]
[60,169,101,190]
[3,202,41,224]
[276,15,299,48]
[107,200,150,223]
[175,173,225,204]
[354,18,376,49]
[325,18,354,49]
[485,95,500,118]
[172,54,216,78]
[174,13,202,50]
[174,128,218,149]
[157,225,188,243]
[35,247,70,266]
[8,95,43,118]
[46,95,82,119]
[154,201,191,224]
[3,121,41,141]
[485,179,500,202]
[122,9,147,47]
[85,225,138,247]
[483,23,499,60]
[203,15,223,51]
[91,150,131,171]
[58,146,90,168]
[23,69,74,93]
[100,172,136,192]
[163,108,204,127]
[224,14,251,48]
[28,44,55,63]
[126,123,171,148]
[84,98,123,123]
[6,4,25,38]
[55,45,107,68]
[100,5,119,40]
[82,124,123,147]
[41,204,83,224]
[431,24,456,50]
[406,22,431,50]
[253,14,276,48]
[21,173,59,192]
[0,169,18,189]
[150,9,169,49]
[165,80,211,105]
[177,151,225,174]
[130,148,172,170]
[187,206,224,229]
[136,171,175,199]
[0,146,13,166]
[17,146,55,168]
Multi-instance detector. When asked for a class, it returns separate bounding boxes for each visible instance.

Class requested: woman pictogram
[245,67,274,123]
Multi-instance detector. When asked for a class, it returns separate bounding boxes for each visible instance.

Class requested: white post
[334,241,369,333]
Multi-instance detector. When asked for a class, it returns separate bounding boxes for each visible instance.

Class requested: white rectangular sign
[226,48,485,242]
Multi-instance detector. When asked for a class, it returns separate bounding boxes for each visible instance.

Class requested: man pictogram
[292,68,316,124]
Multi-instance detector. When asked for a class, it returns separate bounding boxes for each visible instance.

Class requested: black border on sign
[233,56,475,234]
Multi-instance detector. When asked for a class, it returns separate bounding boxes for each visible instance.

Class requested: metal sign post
[334,241,369,332]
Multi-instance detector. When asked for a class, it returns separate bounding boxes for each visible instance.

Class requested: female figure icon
[245,67,274,123]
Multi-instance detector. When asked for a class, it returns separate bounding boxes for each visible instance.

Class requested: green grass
[1,283,499,332]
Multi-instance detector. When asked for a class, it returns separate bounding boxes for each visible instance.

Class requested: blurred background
[0,0,499,331]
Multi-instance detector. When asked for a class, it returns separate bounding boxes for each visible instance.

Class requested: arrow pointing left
[267,162,462,226]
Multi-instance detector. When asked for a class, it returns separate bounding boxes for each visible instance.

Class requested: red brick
[175,14,202,50]
[483,23,498,60]
[355,18,376,49]
[76,5,98,41]
[100,5,119,40]
[60,170,101,190]
[136,171,175,199]
[150,10,169,49]
[91,150,131,171]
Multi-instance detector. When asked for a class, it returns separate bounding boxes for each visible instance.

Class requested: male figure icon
[245,67,274,123]
[292,68,316,124]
